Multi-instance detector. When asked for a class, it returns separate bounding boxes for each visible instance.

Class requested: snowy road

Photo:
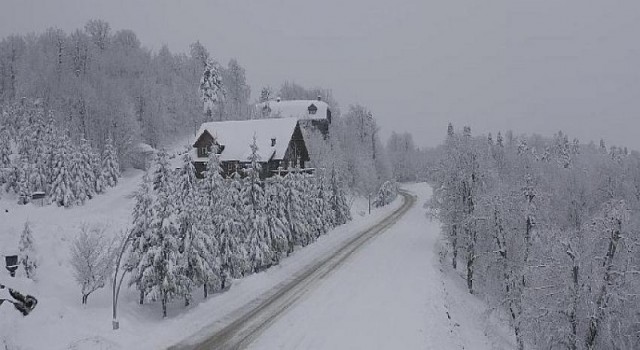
[247,184,511,350]
[170,190,416,350]
[171,184,512,350]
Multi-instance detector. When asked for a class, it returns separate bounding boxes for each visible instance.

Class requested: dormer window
[197,143,224,158]
[198,146,209,158]
[308,103,318,115]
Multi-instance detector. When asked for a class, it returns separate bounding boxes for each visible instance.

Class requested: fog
[2,0,639,149]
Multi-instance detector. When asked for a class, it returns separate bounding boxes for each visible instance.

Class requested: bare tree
[70,224,117,304]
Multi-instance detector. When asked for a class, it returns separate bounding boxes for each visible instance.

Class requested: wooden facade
[192,122,310,179]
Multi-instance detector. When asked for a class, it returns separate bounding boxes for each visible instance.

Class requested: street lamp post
[112,228,135,330]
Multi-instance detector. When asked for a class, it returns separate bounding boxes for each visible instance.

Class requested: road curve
[169,191,416,350]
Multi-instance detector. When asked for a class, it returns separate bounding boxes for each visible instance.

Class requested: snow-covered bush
[373,180,398,208]
[70,224,117,304]
[18,221,37,280]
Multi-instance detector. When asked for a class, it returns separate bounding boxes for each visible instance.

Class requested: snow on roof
[256,99,329,121]
[193,117,299,162]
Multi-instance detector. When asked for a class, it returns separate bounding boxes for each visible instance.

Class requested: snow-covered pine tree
[201,146,224,209]
[264,174,290,262]
[0,126,12,190]
[226,171,250,278]
[200,58,224,120]
[200,148,226,294]
[241,137,273,272]
[141,150,184,317]
[69,145,90,205]
[31,153,49,196]
[79,139,97,200]
[330,167,351,225]
[16,108,38,163]
[284,171,312,248]
[300,172,323,240]
[18,221,37,279]
[175,149,216,304]
[50,134,75,207]
[91,148,105,195]
[102,137,120,187]
[4,161,19,195]
[315,169,336,232]
[373,180,398,208]
[15,154,31,205]
[0,126,10,168]
[128,172,154,305]
[43,112,58,186]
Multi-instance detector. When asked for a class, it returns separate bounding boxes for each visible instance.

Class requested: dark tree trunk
[162,294,167,318]
[522,215,533,287]
[568,253,579,350]
[451,224,458,269]
[585,219,621,349]
[495,209,524,350]
[466,248,474,294]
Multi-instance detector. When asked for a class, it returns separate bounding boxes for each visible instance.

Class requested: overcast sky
[2,0,640,150]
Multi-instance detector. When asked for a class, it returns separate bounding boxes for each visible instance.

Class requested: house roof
[256,99,329,121]
[192,117,300,162]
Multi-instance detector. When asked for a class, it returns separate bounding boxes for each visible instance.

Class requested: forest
[0,20,426,207]
[2,16,639,350]
[0,21,412,319]
[429,124,640,349]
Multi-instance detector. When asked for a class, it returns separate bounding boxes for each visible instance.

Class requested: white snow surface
[192,117,299,162]
[0,181,514,350]
[0,169,404,350]
[248,183,515,350]
[256,100,329,121]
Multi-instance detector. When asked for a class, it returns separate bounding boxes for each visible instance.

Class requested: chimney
[271,138,276,147]
[317,95,322,101]
[276,96,281,102]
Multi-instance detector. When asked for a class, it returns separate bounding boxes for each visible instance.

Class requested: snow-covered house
[256,97,332,135]
[192,117,310,178]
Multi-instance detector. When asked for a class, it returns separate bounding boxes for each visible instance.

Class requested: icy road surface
[247,184,513,350]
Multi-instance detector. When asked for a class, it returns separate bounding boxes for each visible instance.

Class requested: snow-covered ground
[247,183,515,350]
[0,168,404,350]
[1,180,514,350]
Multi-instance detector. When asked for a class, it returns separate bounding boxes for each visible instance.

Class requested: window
[308,103,318,115]
[198,147,208,158]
